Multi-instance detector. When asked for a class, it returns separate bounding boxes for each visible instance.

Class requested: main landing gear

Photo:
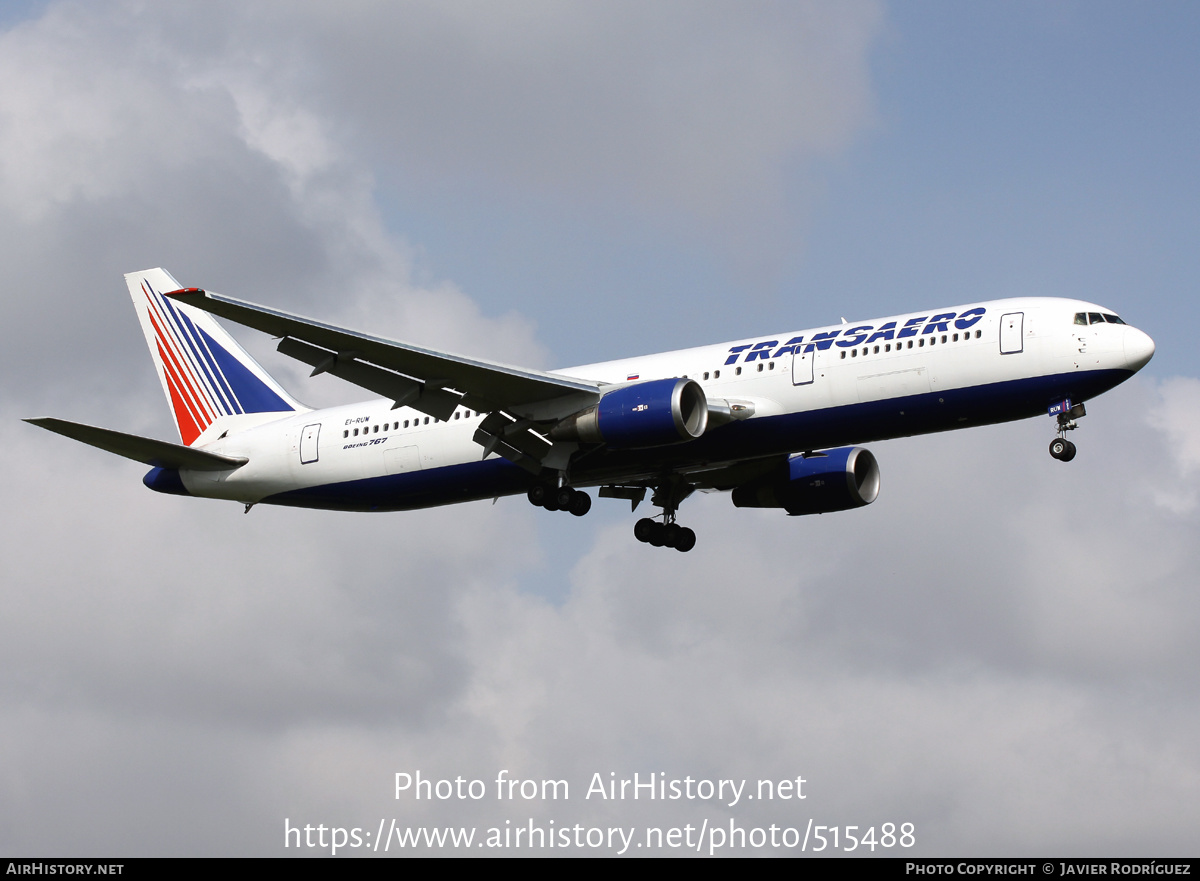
[1049,401,1086,462]
[633,477,697,553]
[634,518,696,552]
[528,481,592,517]
[528,474,699,551]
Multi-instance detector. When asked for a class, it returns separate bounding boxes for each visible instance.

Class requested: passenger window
[714,370,721,379]
[974,330,981,339]
[736,367,742,375]
[703,372,709,380]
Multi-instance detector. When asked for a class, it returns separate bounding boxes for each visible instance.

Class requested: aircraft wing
[166,289,601,424]
[24,418,247,471]
[167,288,603,473]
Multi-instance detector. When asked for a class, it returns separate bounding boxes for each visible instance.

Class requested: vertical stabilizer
[125,268,302,445]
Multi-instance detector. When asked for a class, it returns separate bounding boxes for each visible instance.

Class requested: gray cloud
[6,378,1198,854]
[227,0,884,223]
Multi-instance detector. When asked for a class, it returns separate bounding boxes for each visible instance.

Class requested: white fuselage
[169,297,1154,510]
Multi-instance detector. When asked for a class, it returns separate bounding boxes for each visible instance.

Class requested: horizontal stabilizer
[24,418,248,472]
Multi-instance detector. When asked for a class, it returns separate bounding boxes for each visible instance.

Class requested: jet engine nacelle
[731,447,880,515]
[550,377,708,449]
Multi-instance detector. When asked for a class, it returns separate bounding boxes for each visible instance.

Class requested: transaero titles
[724,307,988,364]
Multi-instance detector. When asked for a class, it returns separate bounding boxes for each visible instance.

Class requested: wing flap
[473,411,554,474]
[276,336,461,421]
[24,418,248,472]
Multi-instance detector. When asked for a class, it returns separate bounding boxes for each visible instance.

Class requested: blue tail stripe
[170,303,244,415]
[144,282,234,416]
[198,327,294,413]
[157,293,243,416]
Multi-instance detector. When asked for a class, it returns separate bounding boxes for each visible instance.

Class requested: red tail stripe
[156,340,209,444]
[143,292,218,424]
[160,350,203,445]
[148,308,214,427]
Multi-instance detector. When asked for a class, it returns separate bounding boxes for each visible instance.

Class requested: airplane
[26,268,1155,553]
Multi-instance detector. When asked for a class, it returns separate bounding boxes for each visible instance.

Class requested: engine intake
[550,377,708,449]
[732,447,880,515]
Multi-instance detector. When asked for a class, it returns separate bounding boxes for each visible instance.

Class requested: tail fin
[126,268,303,445]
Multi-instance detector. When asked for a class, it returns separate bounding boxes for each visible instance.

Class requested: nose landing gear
[1048,400,1085,462]
[1049,437,1076,462]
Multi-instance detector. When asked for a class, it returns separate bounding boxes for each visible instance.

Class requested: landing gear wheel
[568,490,592,517]
[647,522,667,547]
[527,483,549,506]
[555,486,575,510]
[662,523,681,548]
[675,527,697,553]
[1049,438,1076,461]
[634,518,657,543]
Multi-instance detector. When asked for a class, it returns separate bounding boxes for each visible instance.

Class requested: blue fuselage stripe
[255,368,1132,513]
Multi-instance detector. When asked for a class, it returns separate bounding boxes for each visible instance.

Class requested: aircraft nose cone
[1123,326,1155,372]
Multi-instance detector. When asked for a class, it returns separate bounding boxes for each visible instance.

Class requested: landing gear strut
[1049,401,1085,462]
[632,476,697,552]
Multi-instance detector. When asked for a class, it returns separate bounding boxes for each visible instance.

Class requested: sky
[1,0,1198,857]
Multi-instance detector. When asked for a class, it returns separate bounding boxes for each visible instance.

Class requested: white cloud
[1146,377,1200,513]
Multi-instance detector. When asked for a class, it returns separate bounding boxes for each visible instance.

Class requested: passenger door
[299,423,321,464]
[1000,312,1024,355]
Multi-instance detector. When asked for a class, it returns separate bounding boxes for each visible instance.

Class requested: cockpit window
[1075,311,1126,326]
